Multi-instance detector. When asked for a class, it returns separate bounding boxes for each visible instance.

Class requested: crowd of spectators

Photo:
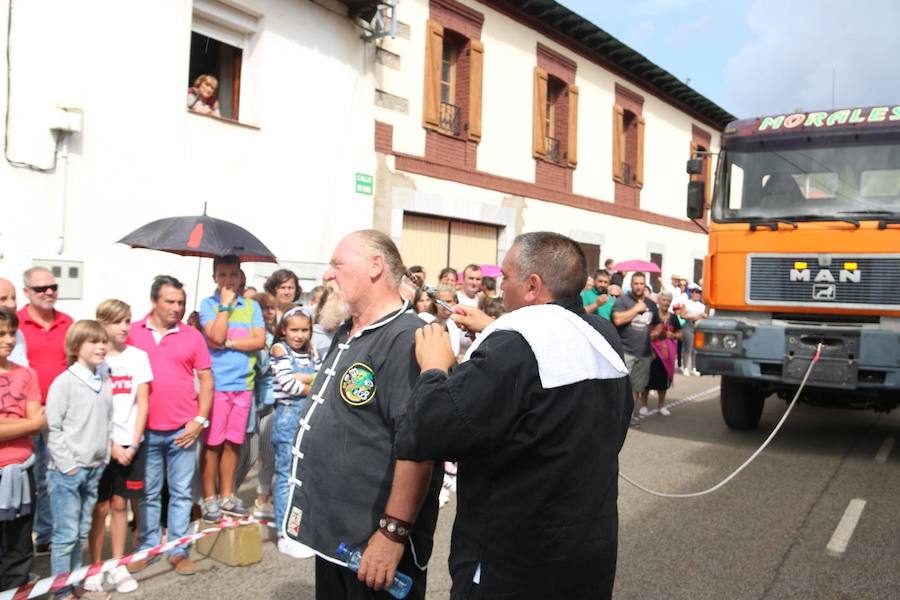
[0,252,705,598]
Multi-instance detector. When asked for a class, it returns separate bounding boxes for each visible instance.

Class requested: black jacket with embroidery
[395,296,632,600]
[284,305,442,567]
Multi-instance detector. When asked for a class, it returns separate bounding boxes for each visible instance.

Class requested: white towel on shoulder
[462,303,628,389]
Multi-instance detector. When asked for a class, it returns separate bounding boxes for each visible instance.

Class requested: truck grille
[747,254,900,309]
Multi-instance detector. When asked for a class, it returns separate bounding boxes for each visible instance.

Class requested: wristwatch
[218,303,235,312]
[193,416,210,429]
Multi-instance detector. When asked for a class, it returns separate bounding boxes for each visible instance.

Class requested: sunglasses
[29,284,59,293]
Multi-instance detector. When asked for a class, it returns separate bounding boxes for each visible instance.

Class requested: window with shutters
[422,1,484,169]
[533,44,578,191]
[613,84,645,206]
[693,258,704,287]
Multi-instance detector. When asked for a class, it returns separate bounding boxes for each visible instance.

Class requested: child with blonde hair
[46,320,112,600]
[83,300,152,595]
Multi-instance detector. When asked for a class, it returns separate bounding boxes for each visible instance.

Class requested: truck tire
[721,376,765,430]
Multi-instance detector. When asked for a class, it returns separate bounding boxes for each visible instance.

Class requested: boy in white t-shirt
[84,300,152,595]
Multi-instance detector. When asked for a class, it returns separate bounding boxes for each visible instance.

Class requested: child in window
[187,74,221,117]
[46,320,112,600]
[84,300,152,595]
[0,307,46,591]
[270,307,318,559]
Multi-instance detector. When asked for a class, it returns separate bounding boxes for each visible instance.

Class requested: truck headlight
[701,331,741,353]
[722,334,738,350]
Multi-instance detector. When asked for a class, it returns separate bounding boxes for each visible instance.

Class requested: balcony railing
[545,136,561,162]
[439,102,461,136]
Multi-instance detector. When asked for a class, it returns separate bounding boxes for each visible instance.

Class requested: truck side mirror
[686,158,704,175]
[687,181,705,219]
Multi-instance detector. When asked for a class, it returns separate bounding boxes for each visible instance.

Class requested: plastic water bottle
[335,542,413,599]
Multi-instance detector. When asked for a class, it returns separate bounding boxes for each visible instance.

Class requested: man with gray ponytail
[281,230,441,599]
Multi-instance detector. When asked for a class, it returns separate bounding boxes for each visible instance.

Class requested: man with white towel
[396,231,632,600]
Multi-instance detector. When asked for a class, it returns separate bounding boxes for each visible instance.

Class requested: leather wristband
[378,514,412,544]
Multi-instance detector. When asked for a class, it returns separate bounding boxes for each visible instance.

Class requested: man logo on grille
[813,284,836,301]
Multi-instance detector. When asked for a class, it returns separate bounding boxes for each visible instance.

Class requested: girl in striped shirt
[270,307,319,558]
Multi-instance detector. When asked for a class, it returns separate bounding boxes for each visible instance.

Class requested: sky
[557,0,900,120]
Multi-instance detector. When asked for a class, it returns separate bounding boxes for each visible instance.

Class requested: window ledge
[186,109,260,130]
[426,124,469,142]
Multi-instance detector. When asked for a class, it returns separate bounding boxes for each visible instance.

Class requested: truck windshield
[713,141,900,222]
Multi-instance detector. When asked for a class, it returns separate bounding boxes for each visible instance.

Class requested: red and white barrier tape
[0,517,275,600]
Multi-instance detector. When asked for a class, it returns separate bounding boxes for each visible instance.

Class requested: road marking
[826,498,866,558]
[638,384,719,419]
[875,437,895,463]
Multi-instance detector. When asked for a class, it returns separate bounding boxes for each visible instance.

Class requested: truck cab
[687,106,900,429]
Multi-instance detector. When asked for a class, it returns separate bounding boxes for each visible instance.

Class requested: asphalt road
[26,374,900,599]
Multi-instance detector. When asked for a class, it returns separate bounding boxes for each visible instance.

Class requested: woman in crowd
[648,291,683,416]
[438,267,458,289]
[414,287,435,323]
[264,269,301,322]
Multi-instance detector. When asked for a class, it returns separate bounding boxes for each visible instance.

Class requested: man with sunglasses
[16,266,72,554]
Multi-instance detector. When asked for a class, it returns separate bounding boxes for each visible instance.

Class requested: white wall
[1,0,376,317]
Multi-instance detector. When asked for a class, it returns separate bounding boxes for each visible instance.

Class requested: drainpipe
[56,131,70,255]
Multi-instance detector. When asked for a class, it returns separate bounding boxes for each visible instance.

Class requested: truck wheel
[721,377,764,430]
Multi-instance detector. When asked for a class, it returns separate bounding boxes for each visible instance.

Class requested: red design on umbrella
[187,224,204,249]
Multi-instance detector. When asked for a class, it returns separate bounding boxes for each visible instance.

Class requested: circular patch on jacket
[340,363,377,406]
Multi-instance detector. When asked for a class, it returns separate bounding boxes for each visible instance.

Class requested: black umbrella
[117,212,277,263]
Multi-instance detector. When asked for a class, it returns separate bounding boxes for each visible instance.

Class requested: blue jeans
[31,434,52,544]
[48,466,104,596]
[139,428,197,558]
[272,400,306,533]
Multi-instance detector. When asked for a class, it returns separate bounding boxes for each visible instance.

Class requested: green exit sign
[355,173,374,195]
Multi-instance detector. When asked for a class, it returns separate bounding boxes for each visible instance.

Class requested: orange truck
[686,105,900,429]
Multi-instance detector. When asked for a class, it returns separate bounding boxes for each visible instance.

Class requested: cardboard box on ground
[195,522,264,566]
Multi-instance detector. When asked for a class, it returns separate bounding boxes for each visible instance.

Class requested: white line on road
[874,437,895,463]
[826,498,866,558]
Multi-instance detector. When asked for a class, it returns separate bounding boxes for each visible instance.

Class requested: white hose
[620,343,823,499]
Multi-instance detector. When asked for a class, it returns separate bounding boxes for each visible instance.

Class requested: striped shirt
[271,342,319,404]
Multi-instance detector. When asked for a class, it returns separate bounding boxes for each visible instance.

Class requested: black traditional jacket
[396,296,633,600]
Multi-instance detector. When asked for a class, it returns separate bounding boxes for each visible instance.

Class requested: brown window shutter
[705,153,714,205]
[612,103,624,181]
[468,40,484,142]
[423,20,444,129]
[635,115,646,188]
[532,67,548,159]
[567,84,579,168]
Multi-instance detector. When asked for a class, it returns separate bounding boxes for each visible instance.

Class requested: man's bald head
[0,278,16,310]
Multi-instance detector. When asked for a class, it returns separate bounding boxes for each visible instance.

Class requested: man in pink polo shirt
[16,266,73,553]
[127,275,213,576]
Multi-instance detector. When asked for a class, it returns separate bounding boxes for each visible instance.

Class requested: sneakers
[81,573,106,595]
[638,406,651,417]
[659,406,671,417]
[682,367,690,376]
[200,495,222,522]
[168,554,198,576]
[107,565,139,593]
[629,415,641,428]
[252,499,274,521]
[277,537,316,559]
[126,555,159,574]
[691,369,701,376]
[220,495,248,517]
